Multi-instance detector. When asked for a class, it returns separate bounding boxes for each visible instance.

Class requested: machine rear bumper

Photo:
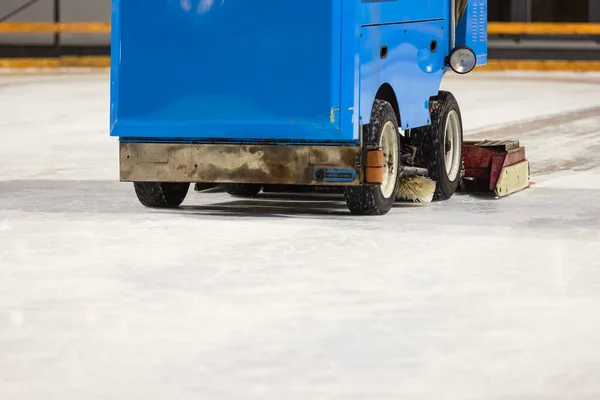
[119,142,361,186]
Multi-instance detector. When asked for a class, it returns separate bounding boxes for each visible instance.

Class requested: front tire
[345,99,401,216]
[411,91,464,201]
[133,182,190,208]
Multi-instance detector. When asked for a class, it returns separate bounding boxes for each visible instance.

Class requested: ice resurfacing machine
[111,0,530,215]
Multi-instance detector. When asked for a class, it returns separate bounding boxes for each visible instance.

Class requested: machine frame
[111,0,490,215]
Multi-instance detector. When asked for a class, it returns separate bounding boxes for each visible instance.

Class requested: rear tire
[222,183,263,198]
[411,91,464,201]
[133,182,190,208]
[344,99,400,216]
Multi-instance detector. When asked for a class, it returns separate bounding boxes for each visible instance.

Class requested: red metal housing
[461,140,530,196]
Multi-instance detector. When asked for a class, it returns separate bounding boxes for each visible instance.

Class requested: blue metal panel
[340,0,360,142]
[360,0,446,26]
[111,0,459,143]
[456,0,488,65]
[120,137,359,146]
[359,21,447,129]
[109,0,120,132]
[110,0,347,142]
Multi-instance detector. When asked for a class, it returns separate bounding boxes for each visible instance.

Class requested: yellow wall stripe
[0,58,61,68]
[2,57,599,72]
[0,22,110,34]
[0,22,599,35]
[481,60,600,72]
[0,57,110,69]
[488,22,600,35]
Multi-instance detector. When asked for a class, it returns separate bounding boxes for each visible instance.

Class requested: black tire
[222,183,263,197]
[344,99,401,216]
[411,91,464,201]
[133,182,190,208]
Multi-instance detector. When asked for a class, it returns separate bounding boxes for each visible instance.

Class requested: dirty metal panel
[463,141,526,168]
[136,143,169,163]
[120,143,361,186]
[462,144,497,169]
[462,140,529,194]
[495,160,530,197]
[489,147,527,191]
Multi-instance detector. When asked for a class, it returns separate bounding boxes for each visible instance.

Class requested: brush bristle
[396,176,436,203]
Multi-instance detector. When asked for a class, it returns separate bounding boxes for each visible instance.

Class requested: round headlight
[449,46,477,74]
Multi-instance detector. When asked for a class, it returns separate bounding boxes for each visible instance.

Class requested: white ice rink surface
[1,70,600,399]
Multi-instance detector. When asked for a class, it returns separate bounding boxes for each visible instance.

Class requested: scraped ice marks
[180,0,225,14]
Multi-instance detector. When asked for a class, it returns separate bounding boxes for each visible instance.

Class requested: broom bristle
[396,175,436,203]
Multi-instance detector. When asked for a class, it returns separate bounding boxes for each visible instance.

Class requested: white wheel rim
[379,121,399,198]
[444,110,461,181]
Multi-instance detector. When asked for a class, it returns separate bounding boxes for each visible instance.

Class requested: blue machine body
[110,0,487,144]
[455,0,489,66]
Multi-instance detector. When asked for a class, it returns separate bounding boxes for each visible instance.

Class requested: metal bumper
[119,142,362,185]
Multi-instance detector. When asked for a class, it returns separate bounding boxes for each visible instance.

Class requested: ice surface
[1,70,600,400]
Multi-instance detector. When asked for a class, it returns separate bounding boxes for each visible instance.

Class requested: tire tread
[345,99,400,216]
[411,91,463,201]
[134,182,190,208]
